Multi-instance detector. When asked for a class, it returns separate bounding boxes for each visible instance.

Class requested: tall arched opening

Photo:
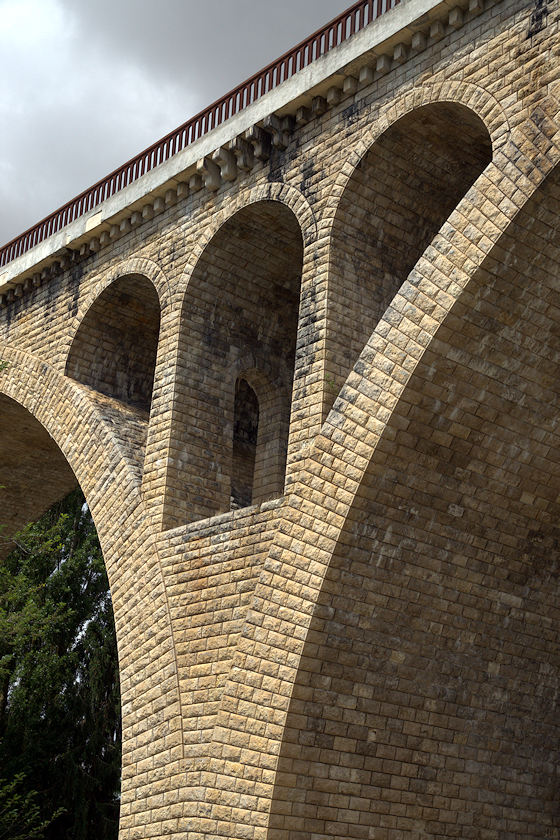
[163,201,304,529]
[326,101,492,412]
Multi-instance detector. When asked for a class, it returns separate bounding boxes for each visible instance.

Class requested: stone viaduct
[0,0,559,836]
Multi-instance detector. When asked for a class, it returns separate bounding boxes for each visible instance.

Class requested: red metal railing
[0,0,399,269]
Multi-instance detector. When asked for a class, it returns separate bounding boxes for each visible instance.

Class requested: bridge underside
[0,393,77,549]
[0,385,148,553]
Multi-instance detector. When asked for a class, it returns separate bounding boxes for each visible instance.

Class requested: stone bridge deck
[0,0,559,836]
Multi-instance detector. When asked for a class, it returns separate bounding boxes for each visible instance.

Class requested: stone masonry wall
[0,0,559,836]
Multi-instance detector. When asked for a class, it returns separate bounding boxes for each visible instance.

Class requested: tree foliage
[0,490,121,840]
[0,774,64,840]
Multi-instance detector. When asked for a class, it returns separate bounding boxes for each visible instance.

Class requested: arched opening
[269,168,560,838]
[163,201,304,529]
[0,394,120,839]
[326,102,492,412]
[65,274,160,413]
[231,377,259,509]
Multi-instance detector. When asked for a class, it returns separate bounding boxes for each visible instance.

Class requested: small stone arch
[63,257,169,356]
[177,183,316,303]
[323,80,509,231]
[231,367,292,508]
[65,269,162,412]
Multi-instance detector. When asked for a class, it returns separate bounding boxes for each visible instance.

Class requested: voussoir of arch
[176,181,316,303]
[205,111,560,830]
[58,256,170,374]
[319,79,510,243]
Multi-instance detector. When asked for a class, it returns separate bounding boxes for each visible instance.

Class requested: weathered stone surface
[0,0,559,837]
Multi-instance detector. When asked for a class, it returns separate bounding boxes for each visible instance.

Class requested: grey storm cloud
[0,0,348,246]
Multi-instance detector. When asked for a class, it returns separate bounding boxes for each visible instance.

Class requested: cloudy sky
[0,0,349,246]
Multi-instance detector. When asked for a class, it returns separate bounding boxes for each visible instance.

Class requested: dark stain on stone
[300,159,316,200]
[528,0,549,37]
[66,263,84,319]
[342,102,360,126]
[268,148,288,183]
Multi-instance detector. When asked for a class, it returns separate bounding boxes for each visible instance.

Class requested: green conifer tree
[0,490,121,840]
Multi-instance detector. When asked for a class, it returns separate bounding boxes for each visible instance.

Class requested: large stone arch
[267,150,560,840]
[0,346,186,839]
[198,104,560,839]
